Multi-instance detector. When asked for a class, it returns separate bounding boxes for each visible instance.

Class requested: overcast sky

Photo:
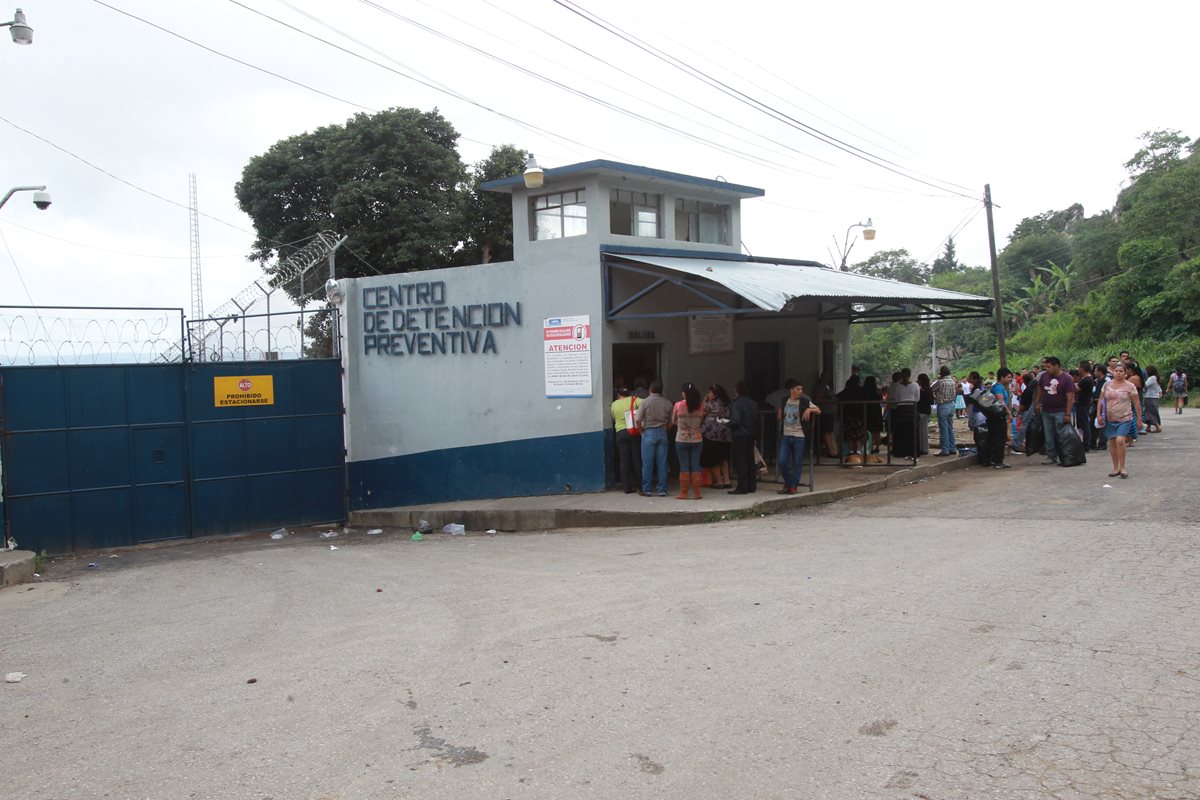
[1,0,1197,326]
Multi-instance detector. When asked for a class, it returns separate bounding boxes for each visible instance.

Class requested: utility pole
[984,184,1007,369]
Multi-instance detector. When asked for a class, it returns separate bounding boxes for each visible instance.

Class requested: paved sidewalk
[352,454,975,532]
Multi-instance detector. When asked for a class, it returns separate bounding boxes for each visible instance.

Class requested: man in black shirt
[728,381,760,494]
[1013,370,1038,451]
[1076,361,1095,449]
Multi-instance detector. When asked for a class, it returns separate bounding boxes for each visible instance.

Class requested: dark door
[744,342,781,403]
[822,338,835,381]
[611,343,661,399]
[745,342,782,463]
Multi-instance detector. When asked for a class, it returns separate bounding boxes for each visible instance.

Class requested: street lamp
[523,154,544,190]
[0,185,51,211]
[2,8,33,45]
[835,218,875,271]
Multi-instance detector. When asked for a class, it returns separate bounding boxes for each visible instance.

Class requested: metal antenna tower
[188,173,206,361]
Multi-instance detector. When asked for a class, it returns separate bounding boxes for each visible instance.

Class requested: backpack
[968,387,997,409]
[1174,376,1188,393]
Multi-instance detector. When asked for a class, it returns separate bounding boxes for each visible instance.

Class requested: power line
[343,244,386,276]
[550,0,979,200]
[363,0,965,199]
[91,0,374,112]
[454,0,845,172]
[222,0,600,157]
[630,4,926,164]
[922,204,985,264]
[0,227,47,331]
[403,0,964,199]
[0,218,248,260]
[247,0,812,173]
[0,114,288,242]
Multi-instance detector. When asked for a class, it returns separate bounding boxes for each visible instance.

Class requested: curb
[351,456,978,532]
[0,550,36,589]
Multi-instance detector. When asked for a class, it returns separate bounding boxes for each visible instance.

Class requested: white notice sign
[543,315,592,397]
[688,311,734,354]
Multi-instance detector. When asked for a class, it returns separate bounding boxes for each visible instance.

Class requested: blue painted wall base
[349,430,607,509]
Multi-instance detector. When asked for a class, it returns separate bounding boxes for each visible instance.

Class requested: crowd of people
[611,378,821,499]
[912,350,1189,478]
[610,352,1190,497]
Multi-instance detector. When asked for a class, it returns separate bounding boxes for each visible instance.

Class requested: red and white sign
[543,315,592,397]
[238,378,253,391]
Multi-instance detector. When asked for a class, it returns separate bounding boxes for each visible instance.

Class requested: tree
[1123,158,1200,263]
[1067,212,1122,285]
[1009,204,1084,241]
[931,237,960,276]
[851,321,924,379]
[1135,255,1200,338]
[998,231,1072,287]
[458,145,528,265]
[930,267,998,359]
[849,249,929,284]
[1124,129,1192,177]
[235,107,467,302]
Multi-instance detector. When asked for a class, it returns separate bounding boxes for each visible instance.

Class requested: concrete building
[336,160,990,510]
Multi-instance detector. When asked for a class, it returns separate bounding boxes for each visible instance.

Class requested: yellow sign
[214,375,275,407]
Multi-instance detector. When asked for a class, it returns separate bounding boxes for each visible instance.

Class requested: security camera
[32,191,50,210]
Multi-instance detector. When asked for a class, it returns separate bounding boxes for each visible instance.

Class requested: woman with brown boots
[671,382,705,499]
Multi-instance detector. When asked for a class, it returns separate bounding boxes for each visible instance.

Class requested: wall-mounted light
[325,278,344,305]
[2,8,33,45]
[523,154,544,190]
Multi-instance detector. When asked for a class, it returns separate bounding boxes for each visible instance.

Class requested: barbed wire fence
[188,306,341,362]
[0,302,340,367]
[0,305,186,366]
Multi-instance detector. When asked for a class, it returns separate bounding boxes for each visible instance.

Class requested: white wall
[340,237,609,465]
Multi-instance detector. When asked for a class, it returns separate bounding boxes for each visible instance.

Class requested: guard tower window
[675,198,731,245]
[531,189,587,240]
[610,189,662,238]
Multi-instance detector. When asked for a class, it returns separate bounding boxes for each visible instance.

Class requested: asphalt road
[2,416,1198,800]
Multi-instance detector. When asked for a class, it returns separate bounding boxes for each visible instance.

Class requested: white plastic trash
[5,672,26,683]
[318,531,339,539]
[442,523,466,535]
[366,529,383,536]
[270,529,288,540]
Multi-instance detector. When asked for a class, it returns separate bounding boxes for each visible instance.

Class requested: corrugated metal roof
[611,254,992,312]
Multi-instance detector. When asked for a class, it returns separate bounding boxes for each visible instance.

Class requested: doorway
[743,341,781,403]
[612,343,661,399]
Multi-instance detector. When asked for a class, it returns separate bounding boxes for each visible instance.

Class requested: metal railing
[811,399,922,468]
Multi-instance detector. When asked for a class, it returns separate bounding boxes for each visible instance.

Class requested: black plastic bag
[1023,413,1045,456]
[1056,421,1087,467]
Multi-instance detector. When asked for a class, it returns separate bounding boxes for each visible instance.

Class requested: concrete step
[351,455,975,533]
[0,550,36,588]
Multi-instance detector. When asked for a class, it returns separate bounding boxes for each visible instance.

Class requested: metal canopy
[602,253,993,324]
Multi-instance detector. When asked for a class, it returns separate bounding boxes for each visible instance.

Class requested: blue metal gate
[0,359,345,554]
[187,360,345,538]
